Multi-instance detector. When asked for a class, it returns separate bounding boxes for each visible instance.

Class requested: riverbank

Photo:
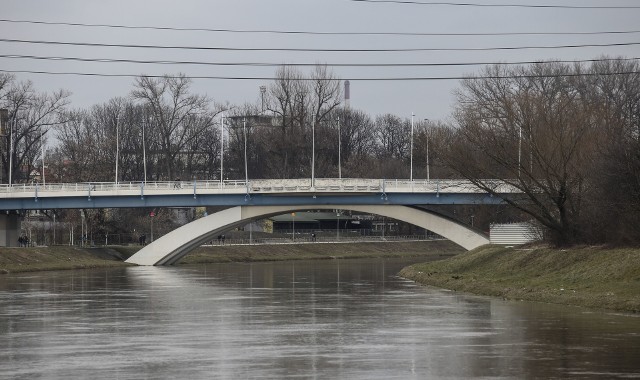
[0,246,131,274]
[399,245,640,312]
[0,240,463,274]
[180,240,462,264]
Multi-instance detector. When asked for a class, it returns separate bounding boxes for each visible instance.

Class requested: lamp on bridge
[424,118,430,182]
[410,112,415,181]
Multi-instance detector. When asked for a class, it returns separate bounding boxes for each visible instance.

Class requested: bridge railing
[0,178,514,196]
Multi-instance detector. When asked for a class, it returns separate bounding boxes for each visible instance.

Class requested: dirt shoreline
[399,245,640,313]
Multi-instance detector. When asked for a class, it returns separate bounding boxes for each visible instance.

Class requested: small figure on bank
[311,233,316,242]
[217,235,222,245]
[18,235,24,247]
[139,234,147,246]
[221,234,225,245]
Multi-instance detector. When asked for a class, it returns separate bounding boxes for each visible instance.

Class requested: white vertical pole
[243,118,248,184]
[115,119,119,185]
[337,116,341,179]
[143,118,147,183]
[220,113,224,183]
[41,126,46,185]
[425,120,430,182]
[9,116,14,185]
[312,114,315,188]
[518,125,522,178]
[410,113,415,181]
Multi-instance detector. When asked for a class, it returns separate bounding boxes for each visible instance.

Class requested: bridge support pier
[0,213,21,247]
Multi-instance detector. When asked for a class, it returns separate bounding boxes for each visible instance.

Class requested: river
[1,257,639,379]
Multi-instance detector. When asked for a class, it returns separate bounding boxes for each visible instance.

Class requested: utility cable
[1,68,638,81]
[1,37,640,52]
[1,18,639,37]
[1,53,639,68]
[348,0,640,9]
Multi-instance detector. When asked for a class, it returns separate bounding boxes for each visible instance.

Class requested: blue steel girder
[0,192,505,210]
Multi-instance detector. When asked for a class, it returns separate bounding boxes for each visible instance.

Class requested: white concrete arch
[125,205,489,266]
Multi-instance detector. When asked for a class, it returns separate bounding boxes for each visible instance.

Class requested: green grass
[0,246,132,273]
[0,240,463,274]
[399,245,640,312]
[182,240,462,264]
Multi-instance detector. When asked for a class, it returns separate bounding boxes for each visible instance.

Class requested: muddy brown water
[1,257,639,379]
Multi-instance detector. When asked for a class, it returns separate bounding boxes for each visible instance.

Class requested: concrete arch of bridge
[125,205,489,266]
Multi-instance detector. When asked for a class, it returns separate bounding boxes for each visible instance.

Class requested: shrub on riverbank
[399,245,640,312]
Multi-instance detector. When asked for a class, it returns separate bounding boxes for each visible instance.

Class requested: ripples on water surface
[1,258,639,379]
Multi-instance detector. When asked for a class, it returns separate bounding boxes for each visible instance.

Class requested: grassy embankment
[0,240,462,274]
[0,246,131,274]
[399,245,640,312]
[117,240,462,264]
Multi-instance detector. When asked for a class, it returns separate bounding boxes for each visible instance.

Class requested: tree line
[1,57,638,246]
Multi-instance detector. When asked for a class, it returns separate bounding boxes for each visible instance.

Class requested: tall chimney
[344,80,350,109]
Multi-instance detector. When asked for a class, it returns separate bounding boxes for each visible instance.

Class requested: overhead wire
[2,14,638,82]
[1,53,639,68]
[1,37,640,52]
[1,18,640,37]
[347,0,640,9]
[1,68,638,81]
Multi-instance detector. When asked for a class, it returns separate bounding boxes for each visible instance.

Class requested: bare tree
[448,62,600,246]
[264,65,343,178]
[131,74,217,180]
[0,77,70,183]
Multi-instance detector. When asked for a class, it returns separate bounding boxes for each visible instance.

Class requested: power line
[1,37,640,52]
[1,18,639,37]
[348,0,640,9]
[1,68,638,81]
[1,53,639,68]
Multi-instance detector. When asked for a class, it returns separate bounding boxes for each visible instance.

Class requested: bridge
[0,178,515,265]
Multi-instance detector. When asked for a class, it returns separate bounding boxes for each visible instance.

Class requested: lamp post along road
[9,115,14,185]
[40,126,45,185]
[220,113,224,183]
[337,116,341,179]
[115,119,119,184]
[518,125,522,178]
[311,114,316,188]
[410,112,415,181]
[243,118,248,184]
[424,119,430,182]
[143,118,148,183]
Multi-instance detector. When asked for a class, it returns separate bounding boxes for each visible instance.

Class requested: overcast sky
[1,0,639,121]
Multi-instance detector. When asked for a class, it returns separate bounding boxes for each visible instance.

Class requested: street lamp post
[518,125,522,178]
[410,113,415,181]
[220,113,224,183]
[142,118,148,183]
[311,114,316,188]
[8,115,14,185]
[40,126,46,185]
[337,116,341,179]
[243,117,248,184]
[115,118,119,185]
[424,119,430,182]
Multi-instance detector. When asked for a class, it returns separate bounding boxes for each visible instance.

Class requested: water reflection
[1,258,639,379]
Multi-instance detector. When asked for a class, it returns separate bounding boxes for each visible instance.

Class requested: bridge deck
[0,178,515,210]
[0,178,513,197]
